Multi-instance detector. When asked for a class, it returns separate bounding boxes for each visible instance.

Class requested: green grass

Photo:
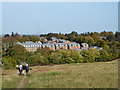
[0,68,2,89]
[2,59,119,88]
[2,69,23,88]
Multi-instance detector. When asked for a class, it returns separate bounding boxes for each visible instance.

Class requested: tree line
[1,31,120,69]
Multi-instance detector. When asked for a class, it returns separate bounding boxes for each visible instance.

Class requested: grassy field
[2,59,119,88]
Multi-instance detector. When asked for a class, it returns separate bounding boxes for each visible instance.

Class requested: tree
[92,35,100,42]
[96,40,105,47]
[71,31,78,35]
[103,45,112,59]
[19,37,30,43]
[27,53,47,65]
[50,49,83,64]
[26,55,36,65]
[100,31,109,37]
[57,33,67,39]
[89,48,100,61]
[8,45,27,63]
[84,36,95,46]
[59,50,75,64]
[98,50,109,62]
[34,53,45,65]
[81,50,95,62]
[11,32,15,37]
[75,35,85,43]
[4,34,10,38]
[49,51,63,64]
[70,50,83,63]
[2,57,17,69]
[25,51,34,60]
[29,36,40,42]
[68,35,76,42]
[107,33,115,42]
[35,47,52,58]
[15,32,20,37]
[93,32,99,36]
[115,31,120,43]
[111,44,119,59]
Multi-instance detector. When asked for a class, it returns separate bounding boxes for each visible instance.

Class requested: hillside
[2,59,119,88]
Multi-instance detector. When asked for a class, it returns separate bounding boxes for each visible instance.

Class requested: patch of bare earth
[17,75,26,89]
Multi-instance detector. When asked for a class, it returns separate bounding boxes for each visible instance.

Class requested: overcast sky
[2,2,118,34]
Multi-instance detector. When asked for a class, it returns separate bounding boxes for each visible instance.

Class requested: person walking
[22,64,26,75]
[26,64,29,76]
[19,64,23,75]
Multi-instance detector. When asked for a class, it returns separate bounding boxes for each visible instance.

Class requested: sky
[2,2,118,35]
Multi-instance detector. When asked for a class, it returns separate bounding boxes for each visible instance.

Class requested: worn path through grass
[17,75,26,89]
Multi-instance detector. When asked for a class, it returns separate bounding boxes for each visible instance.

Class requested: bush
[98,50,109,62]
[81,50,95,62]
[70,50,83,63]
[63,57,74,64]
[26,55,35,65]
[59,50,75,64]
[49,51,63,64]
[7,44,27,62]
[89,48,100,61]
[2,57,17,69]
[27,53,49,65]
[49,49,84,64]
[35,47,52,58]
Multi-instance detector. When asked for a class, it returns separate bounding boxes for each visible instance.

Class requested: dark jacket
[23,65,26,70]
[26,66,29,72]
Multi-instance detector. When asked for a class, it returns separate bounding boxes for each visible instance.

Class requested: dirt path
[17,75,26,89]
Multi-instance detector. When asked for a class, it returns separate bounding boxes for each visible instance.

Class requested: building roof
[89,46,102,51]
[59,39,70,43]
[45,41,51,44]
[71,48,82,52]
[40,37,46,39]
[16,41,42,48]
[51,37,58,40]
[88,46,96,49]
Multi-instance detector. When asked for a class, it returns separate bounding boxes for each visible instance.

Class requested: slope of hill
[2,59,119,88]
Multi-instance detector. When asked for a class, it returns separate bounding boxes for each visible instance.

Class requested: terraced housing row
[16,37,89,52]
